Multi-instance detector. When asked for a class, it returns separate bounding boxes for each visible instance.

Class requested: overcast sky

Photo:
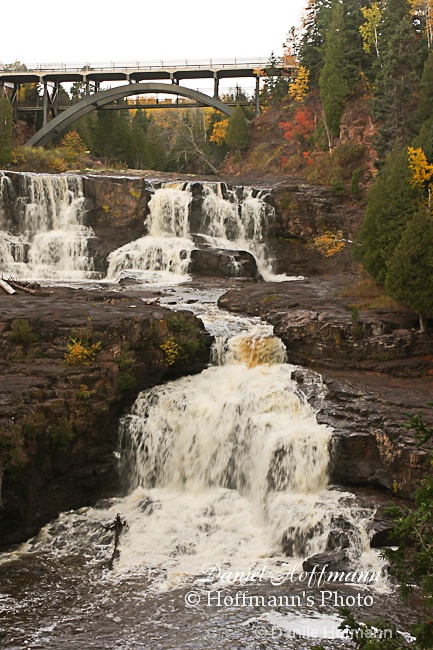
[2,0,307,66]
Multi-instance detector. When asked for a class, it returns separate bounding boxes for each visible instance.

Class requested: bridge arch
[25,83,234,147]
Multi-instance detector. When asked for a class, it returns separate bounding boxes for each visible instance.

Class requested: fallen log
[7,280,38,295]
[0,279,16,295]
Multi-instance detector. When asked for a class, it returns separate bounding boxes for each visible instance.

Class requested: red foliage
[279,107,315,143]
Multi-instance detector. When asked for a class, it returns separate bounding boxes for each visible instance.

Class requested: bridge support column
[43,82,49,126]
[43,82,60,125]
[51,83,59,118]
[255,76,260,117]
[11,85,19,121]
[213,74,219,100]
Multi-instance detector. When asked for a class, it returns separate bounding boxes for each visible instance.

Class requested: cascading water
[0,287,394,648]
[198,184,279,280]
[0,173,289,284]
[106,181,284,283]
[111,321,378,583]
[0,173,95,279]
[106,183,194,284]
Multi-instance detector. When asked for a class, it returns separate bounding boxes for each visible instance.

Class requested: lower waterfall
[0,287,392,649]
[13,305,380,591]
[111,326,377,583]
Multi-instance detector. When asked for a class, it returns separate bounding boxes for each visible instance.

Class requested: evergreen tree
[414,119,433,167]
[372,0,425,161]
[355,145,419,283]
[298,0,333,84]
[225,104,249,151]
[0,96,13,167]
[130,110,153,170]
[385,207,433,332]
[146,118,169,171]
[261,52,289,105]
[319,1,350,137]
[341,0,375,89]
[94,103,131,165]
[73,112,97,154]
[418,49,433,125]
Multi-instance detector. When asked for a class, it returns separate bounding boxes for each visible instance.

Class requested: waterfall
[106,184,194,283]
[197,184,277,279]
[1,174,286,284]
[111,325,378,582]
[106,182,282,283]
[3,287,382,612]
[0,173,95,280]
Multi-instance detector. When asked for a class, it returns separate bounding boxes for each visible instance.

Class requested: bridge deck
[0,58,297,85]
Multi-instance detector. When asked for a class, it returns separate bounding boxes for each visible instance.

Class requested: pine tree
[319,1,350,137]
[418,49,433,125]
[261,52,288,106]
[94,103,131,165]
[341,0,374,88]
[372,0,425,161]
[130,111,153,170]
[385,207,433,332]
[225,105,249,151]
[0,96,13,167]
[298,0,333,83]
[355,145,419,283]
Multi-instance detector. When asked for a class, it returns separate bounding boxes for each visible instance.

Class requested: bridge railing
[0,57,292,74]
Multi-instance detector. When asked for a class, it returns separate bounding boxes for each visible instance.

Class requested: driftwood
[7,280,38,295]
[0,279,16,295]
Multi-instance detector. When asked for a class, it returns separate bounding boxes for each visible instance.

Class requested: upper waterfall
[0,172,95,280]
[0,173,286,284]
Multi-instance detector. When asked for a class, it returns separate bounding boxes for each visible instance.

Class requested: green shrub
[350,167,361,199]
[50,421,74,452]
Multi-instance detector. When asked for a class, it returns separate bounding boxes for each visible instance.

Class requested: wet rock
[367,515,398,548]
[281,524,323,557]
[219,278,433,375]
[190,247,261,279]
[303,550,350,573]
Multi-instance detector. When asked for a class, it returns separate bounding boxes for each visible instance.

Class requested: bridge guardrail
[0,57,295,74]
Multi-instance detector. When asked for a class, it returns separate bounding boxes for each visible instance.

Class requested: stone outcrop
[0,288,212,546]
[218,278,432,375]
[190,246,261,279]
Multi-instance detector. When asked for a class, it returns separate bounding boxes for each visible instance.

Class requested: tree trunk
[0,279,16,295]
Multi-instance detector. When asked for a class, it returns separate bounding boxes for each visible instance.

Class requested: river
[0,173,417,648]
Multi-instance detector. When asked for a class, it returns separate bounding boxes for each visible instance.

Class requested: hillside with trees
[1,0,433,326]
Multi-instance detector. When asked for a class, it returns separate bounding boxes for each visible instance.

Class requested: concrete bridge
[0,58,298,147]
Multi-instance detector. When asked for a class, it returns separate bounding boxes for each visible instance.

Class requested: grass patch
[340,275,400,310]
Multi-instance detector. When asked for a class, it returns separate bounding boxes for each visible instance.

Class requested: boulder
[303,550,350,573]
[190,247,261,279]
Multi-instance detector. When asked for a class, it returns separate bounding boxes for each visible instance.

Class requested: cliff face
[0,289,211,546]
